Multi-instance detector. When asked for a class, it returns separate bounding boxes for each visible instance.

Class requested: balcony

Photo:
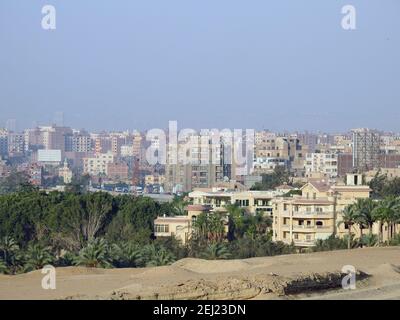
[290,225,334,233]
[282,238,316,247]
[292,211,334,218]
[292,225,316,232]
[293,240,316,247]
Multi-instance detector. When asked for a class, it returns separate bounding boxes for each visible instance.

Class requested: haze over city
[1,0,399,132]
[2,1,400,305]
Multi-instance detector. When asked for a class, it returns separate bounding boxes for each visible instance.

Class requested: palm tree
[353,198,377,236]
[245,211,273,239]
[361,234,378,247]
[225,204,245,240]
[200,243,231,260]
[0,236,19,266]
[111,242,143,268]
[373,196,398,242]
[192,212,226,244]
[171,197,188,216]
[338,205,359,249]
[24,244,54,271]
[142,244,176,267]
[74,238,112,268]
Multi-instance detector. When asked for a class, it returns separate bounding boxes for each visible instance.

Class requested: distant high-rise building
[165,133,230,193]
[39,125,72,152]
[305,152,338,178]
[8,132,25,156]
[352,128,381,171]
[65,131,91,153]
[0,129,8,157]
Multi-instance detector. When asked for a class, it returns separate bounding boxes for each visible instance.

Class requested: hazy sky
[0,1,399,132]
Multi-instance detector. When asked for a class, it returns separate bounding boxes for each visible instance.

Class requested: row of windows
[155,224,169,233]
[283,204,326,212]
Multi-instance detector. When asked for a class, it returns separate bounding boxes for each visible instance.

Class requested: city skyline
[1,117,400,136]
[1,1,399,131]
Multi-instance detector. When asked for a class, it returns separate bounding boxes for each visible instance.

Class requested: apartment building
[254,131,305,175]
[0,129,8,156]
[189,188,284,217]
[352,128,381,171]
[39,126,73,152]
[165,134,230,193]
[272,174,371,247]
[106,162,129,181]
[83,152,114,176]
[305,152,338,178]
[7,132,25,156]
[94,135,112,154]
[65,131,92,153]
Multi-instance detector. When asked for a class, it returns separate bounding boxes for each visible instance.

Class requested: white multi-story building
[305,153,338,178]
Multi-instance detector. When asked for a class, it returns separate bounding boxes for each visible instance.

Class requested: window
[155,224,169,233]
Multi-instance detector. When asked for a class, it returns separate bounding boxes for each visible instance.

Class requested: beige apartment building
[83,152,114,176]
[254,131,306,175]
[188,188,285,218]
[272,174,371,247]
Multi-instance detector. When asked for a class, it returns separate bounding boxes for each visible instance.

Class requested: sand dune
[1,247,400,300]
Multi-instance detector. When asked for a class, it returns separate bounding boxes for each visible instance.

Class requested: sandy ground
[0,247,400,300]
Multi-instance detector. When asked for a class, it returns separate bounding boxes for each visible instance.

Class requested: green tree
[338,205,359,249]
[352,198,377,244]
[141,244,176,267]
[0,170,36,194]
[24,243,54,271]
[192,212,226,244]
[170,196,189,216]
[250,166,291,191]
[110,242,143,268]
[373,196,400,242]
[200,243,231,260]
[74,238,112,268]
[368,171,387,199]
[226,204,245,240]
[0,236,19,266]
[360,234,378,247]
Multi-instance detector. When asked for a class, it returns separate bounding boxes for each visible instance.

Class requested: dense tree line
[0,188,294,274]
[4,169,400,274]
